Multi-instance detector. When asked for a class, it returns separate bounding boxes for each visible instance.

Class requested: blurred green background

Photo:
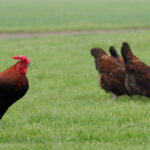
[1,1,150,150]
[0,0,150,32]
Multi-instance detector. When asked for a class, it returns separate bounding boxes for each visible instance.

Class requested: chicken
[91,48,129,98]
[109,46,123,63]
[121,42,150,98]
[0,55,30,124]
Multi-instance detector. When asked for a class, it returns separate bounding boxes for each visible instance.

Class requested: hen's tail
[121,42,133,63]
[91,48,107,71]
[109,47,119,58]
[91,48,107,59]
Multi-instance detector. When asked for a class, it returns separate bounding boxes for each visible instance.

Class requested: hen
[91,48,129,98]
[0,55,30,124]
[121,42,150,98]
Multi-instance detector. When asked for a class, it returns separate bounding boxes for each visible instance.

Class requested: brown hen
[91,48,129,98]
[121,42,150,98]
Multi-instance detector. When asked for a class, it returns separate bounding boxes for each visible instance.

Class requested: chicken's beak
[26,64,30,67]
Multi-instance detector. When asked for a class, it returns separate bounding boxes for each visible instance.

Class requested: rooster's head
[13,55,31,75]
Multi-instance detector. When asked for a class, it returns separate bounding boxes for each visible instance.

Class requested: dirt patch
[0,28,149,40]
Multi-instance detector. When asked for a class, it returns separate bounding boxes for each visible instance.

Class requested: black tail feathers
[109,46,119,58]
[121,42,133,63]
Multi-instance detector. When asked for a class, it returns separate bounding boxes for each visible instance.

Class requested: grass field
[1,0,150,149]
[0,31,150,149]
[0,0,150,32]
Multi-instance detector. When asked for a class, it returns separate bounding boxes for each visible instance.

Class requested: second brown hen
[121,42,150,98]
[91,48,129,98]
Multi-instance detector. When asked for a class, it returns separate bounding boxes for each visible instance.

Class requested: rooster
[91,48,129,98]
[121,42,150,98]
[0,55,30,125]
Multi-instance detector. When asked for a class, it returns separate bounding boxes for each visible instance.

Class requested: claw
[110,92,118,100]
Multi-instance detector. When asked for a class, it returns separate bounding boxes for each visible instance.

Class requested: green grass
[1,0,150,32]
[0,31,150,149]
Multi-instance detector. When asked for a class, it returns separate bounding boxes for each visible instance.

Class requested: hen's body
[91,48,129,97]
[121,42,150,97]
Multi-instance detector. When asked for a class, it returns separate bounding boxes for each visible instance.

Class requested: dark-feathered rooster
[91,48,129,99]
[0,55,30,126]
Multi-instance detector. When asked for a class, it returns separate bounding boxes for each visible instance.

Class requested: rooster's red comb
[13,55,31,64]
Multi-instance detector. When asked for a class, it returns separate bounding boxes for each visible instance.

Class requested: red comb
[13,55,31,64]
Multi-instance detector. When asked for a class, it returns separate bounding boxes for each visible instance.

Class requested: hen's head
[13,55,31,75]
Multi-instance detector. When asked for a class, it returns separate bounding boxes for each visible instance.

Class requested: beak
[27,63,30,67]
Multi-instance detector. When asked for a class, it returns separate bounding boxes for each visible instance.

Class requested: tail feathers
[91,48,107,59]
[109,46,119,58]
[91,48,107,71]
[121,42,133,63]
